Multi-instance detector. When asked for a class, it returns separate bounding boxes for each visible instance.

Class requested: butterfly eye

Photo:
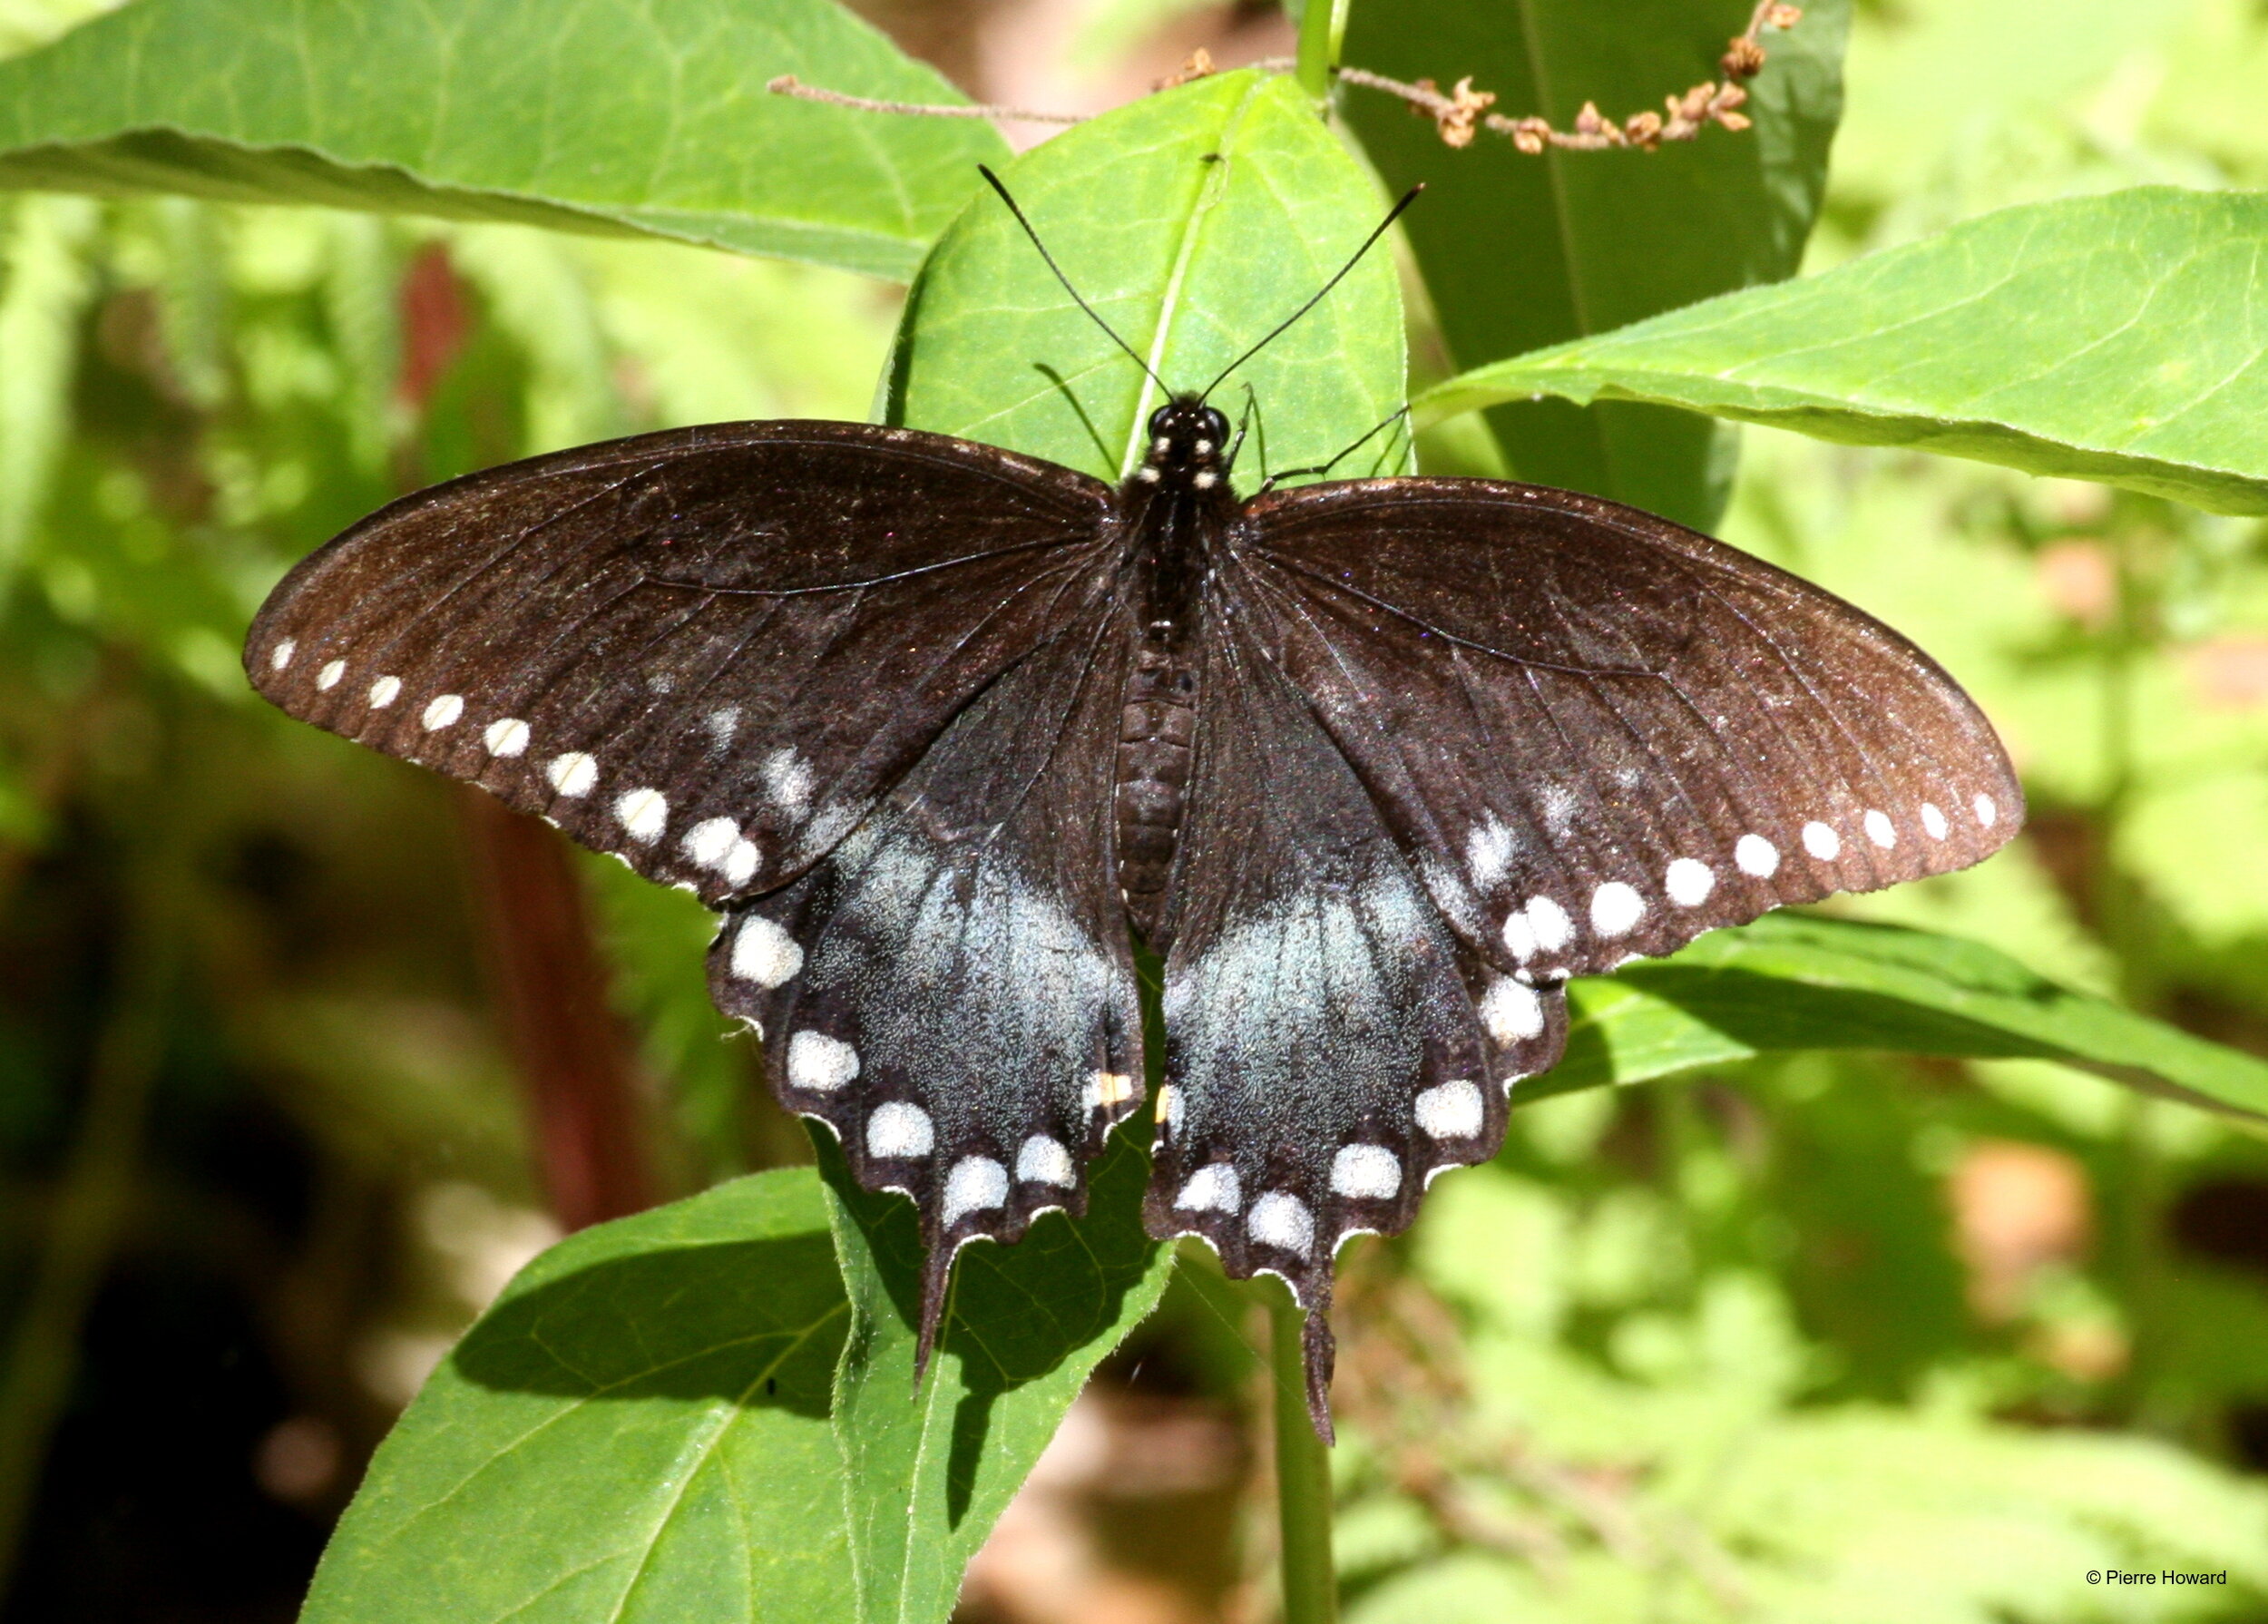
[1148,404,1176,435]
[1199,407,1230,445]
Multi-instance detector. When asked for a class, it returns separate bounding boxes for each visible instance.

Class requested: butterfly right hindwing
[1145,603,1558,1429]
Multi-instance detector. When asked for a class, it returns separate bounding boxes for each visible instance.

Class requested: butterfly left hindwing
[708,601,1145,1368]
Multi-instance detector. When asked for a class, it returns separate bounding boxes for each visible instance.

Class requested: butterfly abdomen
[1117,644,1198,940]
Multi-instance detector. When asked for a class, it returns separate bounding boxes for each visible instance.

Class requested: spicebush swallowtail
[243,183,2020,1440]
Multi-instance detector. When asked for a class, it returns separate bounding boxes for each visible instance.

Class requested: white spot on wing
[941,1156,1009,1225]
[1537,784,1577,836]
[421,694,464,730]
[316,660,345,690]
[1665,858,1715,907]
[1016,1135,1075,1188]
[684,817,738,868]
[616,788,669,842]
[1331,1145,1402,1199]
[1589,881,1646,938]
[723,839,760,887]
[1085,1071,1138,1113]
[270,639,296,670]
[730,915,803,987]
[1247,1192,1314,1257]
[1480,977,1545,1043]
[1525,895,1572,952]
[1974,792,1999,827]
[1864,809,1896,848]
[763,748,814,811]
[786,1031,858,1093]
[484,718,530,757]
[1176,1163,1240,1213]
[1735,834,1779,876]
[368,676,401,708]
[1803,820,1842,860]
[1501,908,1538,962]
[1921,802,1950,840]
[1465,815,1517,890]
[1413,1081,1484,1140]
[865,1101,932,1159]
[547,752,598,797]
[704,706,739,748]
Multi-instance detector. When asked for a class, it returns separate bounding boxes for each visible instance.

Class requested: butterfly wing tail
[1302,1308,1337,1446]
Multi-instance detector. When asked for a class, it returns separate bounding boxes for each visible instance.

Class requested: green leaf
[822,1121,1175,1624]
[1417,187,2268,516]
[1340,0,1850,528]
[0,0,1008,280]
[1535,912,2268,1121]
[885,67,1408,482]
[299,1169,855,1624]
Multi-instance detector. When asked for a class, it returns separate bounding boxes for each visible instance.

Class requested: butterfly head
[1136,397,1234,493]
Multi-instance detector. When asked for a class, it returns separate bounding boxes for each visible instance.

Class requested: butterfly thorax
[1114,397,1237,942]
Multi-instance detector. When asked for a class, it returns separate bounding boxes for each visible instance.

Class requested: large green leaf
[0,0,1006,279]
[299,1170,854,1624]
[1537,913,2268,1121]
[823,1123,1174,1624]
[1340,0,1850,528]
[1417,188,2268,516]
[885,67,1408,482]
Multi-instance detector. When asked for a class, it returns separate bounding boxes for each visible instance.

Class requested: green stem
[1295,0,1350,101]
[1269,1286,1337,1624]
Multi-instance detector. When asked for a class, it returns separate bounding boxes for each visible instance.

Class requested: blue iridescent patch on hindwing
[707,610,1145,1369]
[1144,618,1570,1432]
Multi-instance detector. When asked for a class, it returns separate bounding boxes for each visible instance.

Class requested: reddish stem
[456,788,653,1230]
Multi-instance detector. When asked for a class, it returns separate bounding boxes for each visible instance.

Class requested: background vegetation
[1,0,2267,1619]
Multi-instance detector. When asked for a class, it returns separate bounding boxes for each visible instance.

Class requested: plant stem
[1295,0,1349,101]
[1269,1286,1337,1624]
[457,788,654,1230]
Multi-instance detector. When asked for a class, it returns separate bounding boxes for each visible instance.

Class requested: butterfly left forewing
[1236,478,2023,983]
[708,602,1145,1368]
[246,422,1115,905]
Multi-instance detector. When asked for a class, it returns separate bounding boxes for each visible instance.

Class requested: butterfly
[242,172,2021,1439]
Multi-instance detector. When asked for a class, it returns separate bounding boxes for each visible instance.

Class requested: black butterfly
[242,180,2020,1439]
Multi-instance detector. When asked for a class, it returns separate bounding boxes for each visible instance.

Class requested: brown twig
[1337,0,1803,152]
[767,73,1086,125]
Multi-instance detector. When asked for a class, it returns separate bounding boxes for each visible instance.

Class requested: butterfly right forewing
[1236,477,2022,983]
[245,421,1117,905]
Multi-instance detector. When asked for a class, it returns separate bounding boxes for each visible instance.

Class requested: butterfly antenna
[1200,183,1424,403]
[979,165,1170,396]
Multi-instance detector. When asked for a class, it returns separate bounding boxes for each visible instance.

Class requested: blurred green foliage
[1,0,2267,1618]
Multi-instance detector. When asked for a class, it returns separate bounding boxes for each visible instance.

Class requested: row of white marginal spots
[734,908,1466,1265]
[1464,788,1999,976]
[269,639,815,887]
[272,633,1997,1259]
